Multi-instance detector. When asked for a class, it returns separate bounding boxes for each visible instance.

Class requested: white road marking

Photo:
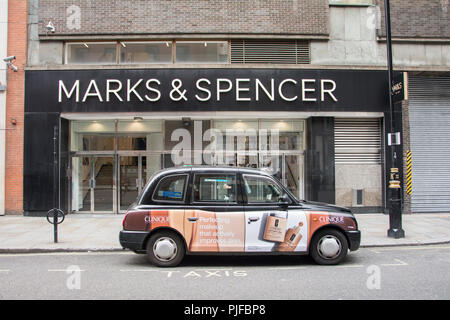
[119,269,158,272]
[0,269,10,273]
[268,266,307,270]
[0,251,131,258]
[381,259,408,266]
[194,268,233,271]
[48,269,86,272]
[335,264,365,268]
[371,245,450,252]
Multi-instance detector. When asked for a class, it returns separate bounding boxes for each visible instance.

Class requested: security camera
[9,64,18,72]
[46,21,55,33]
[3,56,18,72]
[3,56,15,62]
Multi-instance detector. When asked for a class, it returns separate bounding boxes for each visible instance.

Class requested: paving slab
[0,213,449,253]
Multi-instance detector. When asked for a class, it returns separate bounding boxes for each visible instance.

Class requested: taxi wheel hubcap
[153,237,178,262]
[317,235,342,260]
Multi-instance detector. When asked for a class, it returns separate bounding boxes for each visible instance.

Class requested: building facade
[0,0,7,216]
[7,0,449,216]
[1,0,27,216]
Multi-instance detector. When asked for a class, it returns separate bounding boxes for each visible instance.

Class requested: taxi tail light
[122,211,128,228]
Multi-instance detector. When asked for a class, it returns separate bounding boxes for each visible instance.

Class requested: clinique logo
[145,216,170,224]
[58,77,338,103]
[319,216,344,224]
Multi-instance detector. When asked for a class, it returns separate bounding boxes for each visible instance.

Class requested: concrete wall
[311,5,450,67]
[0,0,7,215]
[335,164,382,209]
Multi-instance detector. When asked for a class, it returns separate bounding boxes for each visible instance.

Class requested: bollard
[46,208,65,243]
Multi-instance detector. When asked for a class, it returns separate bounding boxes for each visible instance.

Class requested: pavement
[0,213,449,253]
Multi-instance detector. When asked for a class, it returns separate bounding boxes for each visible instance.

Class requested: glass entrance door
[258,153,304,201]
[118,155,147,212]
[283,154,304,200]
[71,155,116,213]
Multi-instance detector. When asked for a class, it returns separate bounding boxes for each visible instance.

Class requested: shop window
[193,174,237,203]
[329,0,373,5]
[70,120,116,151]
[119,41,172,64]
[260,120,304,151]
[66,42,117,64]
[117,136,147,151]
[81,135,115,151]
[176,41,228,64]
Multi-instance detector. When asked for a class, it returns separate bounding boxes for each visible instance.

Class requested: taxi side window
[193,174,237,203]
[152,174,187,202]
[243,175,283,203]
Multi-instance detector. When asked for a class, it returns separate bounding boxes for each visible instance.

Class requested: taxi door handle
[248,217,260,223]
[187,217,198,222]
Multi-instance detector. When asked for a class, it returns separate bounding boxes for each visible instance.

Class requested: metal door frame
[70,152,117,214]
[117,151,146,213]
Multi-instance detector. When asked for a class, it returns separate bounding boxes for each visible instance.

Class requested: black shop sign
[25,69,394,113]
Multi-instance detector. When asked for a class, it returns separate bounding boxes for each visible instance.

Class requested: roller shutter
[409,76,450,213]
[334,118,382,164]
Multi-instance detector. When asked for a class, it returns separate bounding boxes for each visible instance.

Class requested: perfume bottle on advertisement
[263,212,287,242]
[277,222,303,252]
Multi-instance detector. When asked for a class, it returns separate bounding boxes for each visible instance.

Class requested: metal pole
[53,126,58,243]
[385,0,405,238]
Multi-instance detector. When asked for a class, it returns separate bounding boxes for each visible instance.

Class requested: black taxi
[119,166,361,267]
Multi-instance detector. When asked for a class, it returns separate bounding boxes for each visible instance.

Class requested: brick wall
[377,0,450,39]
[38,0,330,36]
[5,0,27,214]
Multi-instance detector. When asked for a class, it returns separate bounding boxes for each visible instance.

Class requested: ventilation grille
[230,39,310,64]
[335,118,382,164]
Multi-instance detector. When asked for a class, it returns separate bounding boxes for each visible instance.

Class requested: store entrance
[71,154,116,213]
[68,118,306,214]
[118,153,147,211]
[71,153,153,213]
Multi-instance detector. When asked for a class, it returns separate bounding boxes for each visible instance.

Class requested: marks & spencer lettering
[58,77,338,103]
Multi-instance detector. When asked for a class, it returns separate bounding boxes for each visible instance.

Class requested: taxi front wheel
[146,231,185,267]
[310,228,348,265]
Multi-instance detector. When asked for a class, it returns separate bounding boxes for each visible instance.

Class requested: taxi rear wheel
[146,230,185,267]
[310,228,348,265]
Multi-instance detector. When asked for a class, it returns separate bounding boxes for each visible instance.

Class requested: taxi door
[242,173,308,253]
[184,172,246,252]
